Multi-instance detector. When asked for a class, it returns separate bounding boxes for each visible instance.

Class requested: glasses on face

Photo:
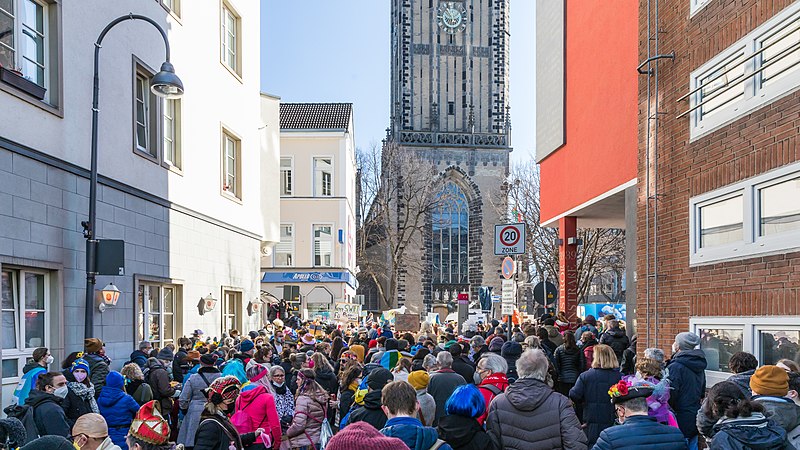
[272,374,285,378]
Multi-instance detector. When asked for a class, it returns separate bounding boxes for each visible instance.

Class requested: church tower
[387,0,512,313]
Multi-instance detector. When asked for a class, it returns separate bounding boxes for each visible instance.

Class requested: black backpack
[3,404,39,444]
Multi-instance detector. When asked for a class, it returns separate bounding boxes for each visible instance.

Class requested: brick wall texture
[636,0,800,349]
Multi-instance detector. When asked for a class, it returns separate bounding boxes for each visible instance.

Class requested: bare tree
[356,140,446,311]
[503,160,626,310]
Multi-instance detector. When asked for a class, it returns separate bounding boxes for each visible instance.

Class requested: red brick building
[637,0,800,382]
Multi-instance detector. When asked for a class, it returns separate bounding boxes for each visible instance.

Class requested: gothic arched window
[432,182,469,285]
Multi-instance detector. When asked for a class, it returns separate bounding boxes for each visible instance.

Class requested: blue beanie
[71,358,90,375]
[240,339,254,352]
[105,371,124,389]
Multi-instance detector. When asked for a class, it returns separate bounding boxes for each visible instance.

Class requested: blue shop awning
[261,271,358,290]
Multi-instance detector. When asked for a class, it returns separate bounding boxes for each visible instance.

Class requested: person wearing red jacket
[474,353,509,425]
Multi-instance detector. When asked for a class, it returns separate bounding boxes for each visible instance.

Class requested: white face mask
[45,355,54,365]
[53,386,68,399]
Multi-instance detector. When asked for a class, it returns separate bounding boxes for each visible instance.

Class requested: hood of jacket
[97,384,126,408]
[145,357,166,372]
[26,389,60,408]
[22,361,42,374]
[712,412,788,449]
[545,325,560,338]
[753,395,800,431]
[606,327,626,338]
[381,416,439,450]
[437,414,482,447]
[238,384,269,404]
[670,349,708,374]
[504,377,553,411]
[362,390,383,410]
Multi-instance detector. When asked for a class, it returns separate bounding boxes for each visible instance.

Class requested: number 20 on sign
[494,223,525,255]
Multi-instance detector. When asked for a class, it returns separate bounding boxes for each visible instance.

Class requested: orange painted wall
[539,0,639,224]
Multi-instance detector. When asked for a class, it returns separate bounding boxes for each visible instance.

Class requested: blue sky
[260,0,535,163]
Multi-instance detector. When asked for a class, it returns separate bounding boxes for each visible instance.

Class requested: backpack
[3,404,39,444]
[230,393,261,434]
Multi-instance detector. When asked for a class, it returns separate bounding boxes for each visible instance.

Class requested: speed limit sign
[494,223,525,255]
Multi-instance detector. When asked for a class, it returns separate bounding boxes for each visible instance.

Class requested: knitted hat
[488,337,505,352]
[200,353,218,366]
[207,375,241,404]
[84,338,103,353]
[408,370,430,390]
[501,341,523,358]
[0,418,26,448]
[750,365,789,396]
[72,413,108,439]
[367,367,394,391]
[240,339,255,352]
[186,350,201,362]
[444,340,459,350]
[105,371,125,390]
[674,332,700,351]
[608,377,655,405]
[301,334,316,346]
[20,436,73,450]
[385,338,399,351]
[156,347,174,361]
[326,421,409,450]
[248,331,258,340]
[368,339,378,349]
[129,401,170,445]
[350,345,366,363]
[71,357,91,375]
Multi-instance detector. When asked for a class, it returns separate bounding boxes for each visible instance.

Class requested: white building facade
[261,103,358,322]
[0,0,277,408]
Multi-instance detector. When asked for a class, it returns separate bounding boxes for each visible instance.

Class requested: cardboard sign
[395,313,420,332]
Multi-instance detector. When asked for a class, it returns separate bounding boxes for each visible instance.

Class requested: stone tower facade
[387,0,512,313]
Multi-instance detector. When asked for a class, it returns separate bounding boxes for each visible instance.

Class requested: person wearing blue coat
[592,378,688,450]
[97,371,140,450]
[666,332,707,449]
[570,344,623,446]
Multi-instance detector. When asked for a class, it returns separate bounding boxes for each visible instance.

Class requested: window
[2,268,49,381]
[314,157,333,197]
[432,182,469,285]
[221,129,241,199]
[447,101,455,115]
[136,282,179,349]
[162,98,181,169]
[160,0,180,17]
[689,161,800,265]
[685,3,800,139]
[759,176,800,236]
[222,290,242,335]
[699,194,743,248]
[760,330,800,366]
[313,225,333,267]
[220,2,241,76]
[280,157,293,196]
[275,224,294,267]
[134,63,160,160]
[690,0,713,15]
[699,328,743,373]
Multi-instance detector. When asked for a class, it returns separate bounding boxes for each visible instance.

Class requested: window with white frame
[280,157,293,196]
[314,157,333,197]
[275,224,294,267]
[1,268,49,381]
[690,0,713,16]
[313,225,333,267]
[689,161,800,265]
[160,0,180,17]
[685,3,800,139]
[221,130,241,199]
[134,64,160,160]
[136,282,179,349]
[691,317,800,384]
[220,2,241,76]
[162,98,181,169]
[222,289,242,335]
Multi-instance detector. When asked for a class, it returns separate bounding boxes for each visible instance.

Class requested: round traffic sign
[499,225,521,247]
[501,256,515,279]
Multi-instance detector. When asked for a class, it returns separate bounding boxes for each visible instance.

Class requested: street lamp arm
[95,13,171,62]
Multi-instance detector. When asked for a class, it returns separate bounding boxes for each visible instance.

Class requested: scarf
[69,382,100,413]
[272,381,287,395]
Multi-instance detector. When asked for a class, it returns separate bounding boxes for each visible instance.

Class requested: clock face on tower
[437,2,468,35]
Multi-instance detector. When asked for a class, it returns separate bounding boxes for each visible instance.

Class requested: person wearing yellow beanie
[408,370,435,426]
[750,365,800,433]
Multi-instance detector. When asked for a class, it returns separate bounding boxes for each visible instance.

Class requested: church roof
[280,103,353,131]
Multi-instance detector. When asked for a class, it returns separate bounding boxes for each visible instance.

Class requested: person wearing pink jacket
[235,366,282,450]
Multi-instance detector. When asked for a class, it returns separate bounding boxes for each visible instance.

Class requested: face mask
[473,372,483,384]
[74,372,87,383]
[272,381,285,388]
[45,355,54,365]
[53,386,68,399]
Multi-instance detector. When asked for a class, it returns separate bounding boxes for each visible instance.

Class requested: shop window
[1,268,49,382]
[136,282,179,349]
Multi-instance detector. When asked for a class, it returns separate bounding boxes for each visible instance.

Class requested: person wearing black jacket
[173,337,192,381]
[553,331,586,396]
[194,376,264,450]
[449,344,476,385]
[311,352,339,427]
[346,367,394,430]
[599,320,630,364]
[620,335,638,375]
[28,371,71,439]
[470,336,489,365]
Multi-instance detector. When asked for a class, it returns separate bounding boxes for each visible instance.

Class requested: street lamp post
[83,13,184,340]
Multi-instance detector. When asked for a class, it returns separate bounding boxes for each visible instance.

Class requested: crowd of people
[2,312,800,450]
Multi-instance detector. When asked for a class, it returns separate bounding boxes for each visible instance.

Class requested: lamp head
[151,61,184,99]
